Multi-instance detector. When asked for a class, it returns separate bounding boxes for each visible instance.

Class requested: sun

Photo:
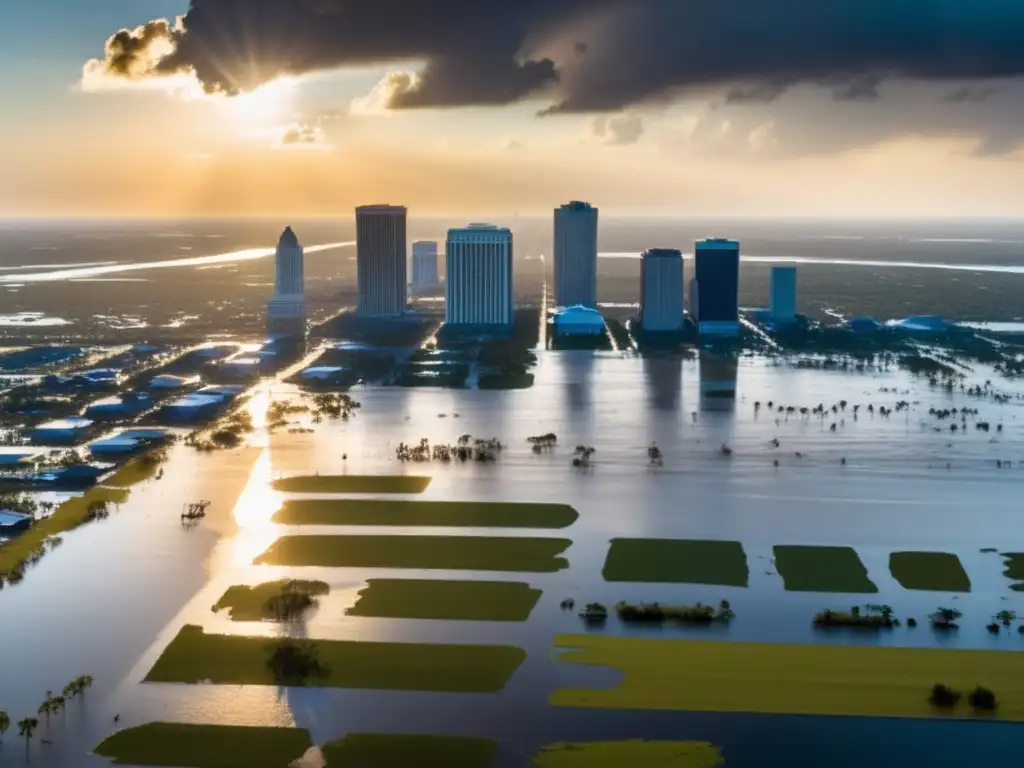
[227,78,296,124]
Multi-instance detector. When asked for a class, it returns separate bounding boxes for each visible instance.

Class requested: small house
[160,394,226,422]
[149,374,200,390]
[30,417,94,444]
[85,393,153,420]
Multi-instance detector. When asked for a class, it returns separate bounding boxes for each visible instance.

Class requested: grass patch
[1000,553,1024,591]
[602,539,749,587]
[889,552,971,592]
[271,475,431,494]
[212,579,330,621]
[145,625,525,692]
[773,545,878,593]
[255,535,571,572]
[551,634,1024,720]
[273,499,578,529]
[93,722,312,767]
[104,451,167,488]
[533,740,724,768]
[322,733,498,767]
[347,579,542,621]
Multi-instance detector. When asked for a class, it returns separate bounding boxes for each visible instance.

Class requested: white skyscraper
[266,226,307,337]
[554,201,598,309]
[640,248,684,332]
[411,240,439,295]
[356,204,407,317]
[770,265,797,324]
[445,224,514,327]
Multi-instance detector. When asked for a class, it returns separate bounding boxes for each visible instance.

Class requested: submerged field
[602,538,749,586]
[551,634,1024,720]
[145,625,525,692]
[273,499,580,529]
[254,534,573,572]
[211,579,330,621]
[270,474,431,493]
[532,740,725,768]
[772,545,878,593]
[347,578,543,621]
[888,552,972,592]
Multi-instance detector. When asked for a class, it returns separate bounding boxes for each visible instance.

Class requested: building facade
[266,226,307,337]
[411,240,439,295]
[554,201,599,309]
[769,265,797,324]
[640,249,684,332]
[356,205,407,317]
[445,224,514,327]
[693,238,740,335]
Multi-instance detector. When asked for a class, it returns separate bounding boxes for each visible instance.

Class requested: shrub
[907,617,918,628]
[969,686,998,712]
[929,684,961,709]
[986,622,1001,635]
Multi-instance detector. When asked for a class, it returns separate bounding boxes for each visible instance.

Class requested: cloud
[747,121,777,151]
[503,139,524,150]
[350,72,419,115]
[946,85,998,103]
[86,1,1024,112]
[589,114,644,145]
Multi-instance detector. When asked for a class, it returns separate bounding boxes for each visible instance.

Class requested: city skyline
[2,2,1024,217]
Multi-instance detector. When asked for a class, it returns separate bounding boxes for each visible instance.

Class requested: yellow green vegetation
[273,498,579,528]
[772,545,877,593]
[1000,552,1024,591]
[93,722,313,767]
[347,579,542,621]
[533,740,724,768]
[889,552,971,592]
[104,450,168,488]
[212,579,330,621]
[255,535,572,572]
[271,475,431,494]
[322,733,498,767]
[146,625,525,692]
[550,634,1024,720]
[0,484,132,581]
[602,539,749,586]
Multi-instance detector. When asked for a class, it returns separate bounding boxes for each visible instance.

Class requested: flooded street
[3,351,1024,766]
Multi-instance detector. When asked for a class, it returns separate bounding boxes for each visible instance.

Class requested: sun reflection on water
[229,448,283,567]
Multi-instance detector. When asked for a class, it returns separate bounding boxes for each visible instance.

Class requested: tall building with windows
[411,240,439,295]
[770,265,797,324]
[692,238,740,336]
[266,226,306,337]
[445,224,514,327]
[356,205,407,317]
[554,201,598,309]
[640,248,684,332]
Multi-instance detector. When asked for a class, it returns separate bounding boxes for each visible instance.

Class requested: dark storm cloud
[89,0,1024,110]
[945,85,999,103]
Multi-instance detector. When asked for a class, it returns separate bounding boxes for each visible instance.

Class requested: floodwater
[3,352,1024,765]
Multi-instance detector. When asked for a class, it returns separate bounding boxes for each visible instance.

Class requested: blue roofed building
[30,417,94,444]
[85,393,153,420]
[0,510,32,536]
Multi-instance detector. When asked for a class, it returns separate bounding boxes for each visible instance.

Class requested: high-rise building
[445,224,514,327]
[693,238,740,336]
[266,226,307,337]
[770,265,797,324]
[411,241,439,295]
[356,205,407,317]
[554,201,598,309]
[640,249,684,332]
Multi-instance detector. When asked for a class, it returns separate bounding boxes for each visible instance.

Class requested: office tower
[693,238,740,336]
[356,204,407,317]
[411,241,439,295]
[640,249,684,332]
[266,226,307,337]
[554,201,598,309]
[770,265,797,324]
[445,224,514,327]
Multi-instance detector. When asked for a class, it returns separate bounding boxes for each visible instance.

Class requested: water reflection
[643,356,683,413]
[699,353,739,413]
[559,352,595,424]
[228,449,282,567]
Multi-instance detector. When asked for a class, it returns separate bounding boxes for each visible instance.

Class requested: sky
[2,0,1024,218]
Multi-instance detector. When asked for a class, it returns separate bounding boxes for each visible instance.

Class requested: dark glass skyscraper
[692,238,740,336]
[356,205,407,317]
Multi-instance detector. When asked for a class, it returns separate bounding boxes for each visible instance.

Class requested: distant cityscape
[266,203,800,339]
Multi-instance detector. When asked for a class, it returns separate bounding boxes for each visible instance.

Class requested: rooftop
[279,226,299,248]
[0,510,32,527]
[559,201,595,211]
[696,238,741,250]
[643,248,683,258]
[35,417,93,431]
[165,394,225,409]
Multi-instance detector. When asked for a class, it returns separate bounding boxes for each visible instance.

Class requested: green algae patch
[212,579,330,621]
[322,733,498,767]
[533,740,724,768]
[273,498,579,529]
[255,535,572,573]
[550,633,1024,720]
[773,545,877,593]
[347,579,542,621]
[1000,552,1024,591]
[93,722,313,767]
[602,539,748,586]
[889,552,971,592]
[145,625,525,692]
[271,475,430,494]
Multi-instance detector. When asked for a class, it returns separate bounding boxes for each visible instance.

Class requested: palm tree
[0,711,9,744]
[17,717,37,757]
